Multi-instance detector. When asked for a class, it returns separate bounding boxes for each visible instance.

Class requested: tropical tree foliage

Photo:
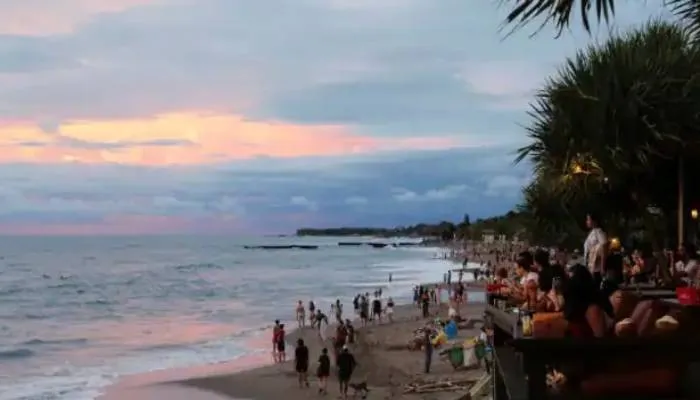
[515,20,700,246]
[502,0,700,42]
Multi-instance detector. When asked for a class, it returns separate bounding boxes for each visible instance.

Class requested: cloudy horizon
[0,0,664,235]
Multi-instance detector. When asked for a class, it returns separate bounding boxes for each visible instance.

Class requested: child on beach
[317,348,331,394]
[386,297,395,323]
[294,338,310,388]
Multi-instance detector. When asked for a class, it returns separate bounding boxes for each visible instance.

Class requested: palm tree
[503,0,700,41]
[516,20,700,244]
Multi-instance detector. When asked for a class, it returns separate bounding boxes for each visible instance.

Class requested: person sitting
[505,251,538,304]
[563,264,612,338]
[674,243,699,284]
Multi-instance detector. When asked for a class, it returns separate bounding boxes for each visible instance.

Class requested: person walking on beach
[386,297,395,323]
[296,300,306,329]
[334,299,343,324]
[421,290,430,318]
[333,322,348,362]
[294,338,310,388]
[337,345,357,400]
[372,295,382,324]
[359,296,369,327]
[308,300,316,328]
[272,320,281,362]
[276,324,286,362]
[315,310,328,340]
[345,319,356,344]
[316,348,331,394]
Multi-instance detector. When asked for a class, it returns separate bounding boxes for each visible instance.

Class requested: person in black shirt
[336,346,357,399]
[421,290,430,318]
[316,348,331,394]
[294,338,309,388]
[372,296,382,324]
[359,296,369,327]
[534,249,566,292]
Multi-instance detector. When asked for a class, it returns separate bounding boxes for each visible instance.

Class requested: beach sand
[101,299,488,400]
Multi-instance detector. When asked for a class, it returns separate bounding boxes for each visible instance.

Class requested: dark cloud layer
[0,147,529,231]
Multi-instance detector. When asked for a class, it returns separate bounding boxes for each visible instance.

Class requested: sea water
[0,235,463,400]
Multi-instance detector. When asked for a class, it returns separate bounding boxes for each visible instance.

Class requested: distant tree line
[296,212,531,243]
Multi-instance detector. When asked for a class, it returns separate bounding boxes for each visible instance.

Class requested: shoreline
[101,292,488,400]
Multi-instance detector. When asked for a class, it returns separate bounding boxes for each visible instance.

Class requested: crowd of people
[488,212,698,338]
[273,318,358,398]
[274,289,404,399]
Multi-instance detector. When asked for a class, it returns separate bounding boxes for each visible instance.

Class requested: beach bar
[485,292,700,399]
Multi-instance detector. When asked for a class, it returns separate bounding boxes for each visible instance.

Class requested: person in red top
[277,324,287,362]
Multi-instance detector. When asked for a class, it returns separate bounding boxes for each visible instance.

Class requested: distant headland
[296,227,417,237]
[296,221,459,238]
[295,212,529,241]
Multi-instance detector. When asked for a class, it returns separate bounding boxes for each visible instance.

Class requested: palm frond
[501,0,616,35]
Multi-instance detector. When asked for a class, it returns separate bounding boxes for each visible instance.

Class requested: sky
[0,0,665,235]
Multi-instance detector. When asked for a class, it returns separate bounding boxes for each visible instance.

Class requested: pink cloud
[0,112,463,165]
[0,0,160,36]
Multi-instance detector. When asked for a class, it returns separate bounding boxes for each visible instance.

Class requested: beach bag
[444,320,458,339]
[474,341,486,360]
[432,331,447,347]
[448,346,464,368]
[463,346,479,368]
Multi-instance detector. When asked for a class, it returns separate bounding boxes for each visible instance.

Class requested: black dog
[348,381,369,399]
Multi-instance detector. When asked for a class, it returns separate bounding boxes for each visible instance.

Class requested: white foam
[0,333,260,400]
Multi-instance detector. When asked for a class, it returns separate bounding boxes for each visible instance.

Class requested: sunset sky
[0,0,663,234]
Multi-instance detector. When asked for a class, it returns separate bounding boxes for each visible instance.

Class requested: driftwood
[403,378,475,394]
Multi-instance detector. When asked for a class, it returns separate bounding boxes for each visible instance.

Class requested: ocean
[0,235,462,400]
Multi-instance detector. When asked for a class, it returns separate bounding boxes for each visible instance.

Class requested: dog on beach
[348,381,369,399]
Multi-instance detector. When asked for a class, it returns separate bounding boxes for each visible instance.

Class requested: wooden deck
[484,291,700,399]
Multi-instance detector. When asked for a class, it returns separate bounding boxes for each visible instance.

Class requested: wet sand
[101,299,487,400]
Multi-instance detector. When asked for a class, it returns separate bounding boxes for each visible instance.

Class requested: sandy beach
[101,297,488,400]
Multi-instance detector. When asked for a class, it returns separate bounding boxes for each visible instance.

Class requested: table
[632,289,677,299]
